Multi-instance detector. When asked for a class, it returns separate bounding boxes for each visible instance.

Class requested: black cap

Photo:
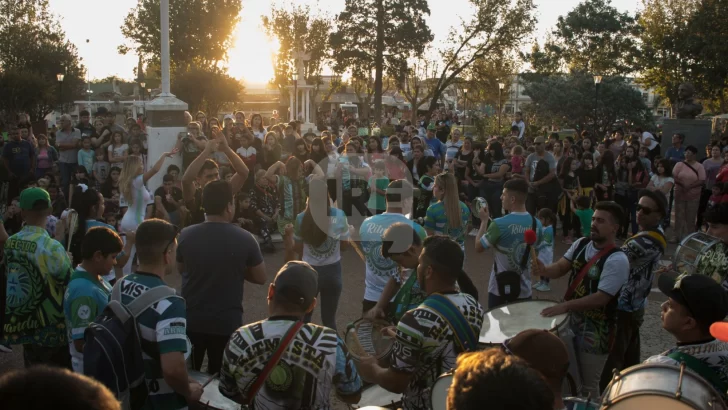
[658,273,728,326]
[638,189,667,218]
[94,107,110,116]
[705,203,728,225]
[273,261,319,310]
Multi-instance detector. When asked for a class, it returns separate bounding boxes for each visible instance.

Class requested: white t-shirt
[563,240,630,297]
[236,146,257,161]
[108,144,128,169]
[650,175,674,190]
[512,120,526,140]
[252,129,266,140]
[293,208,349,266]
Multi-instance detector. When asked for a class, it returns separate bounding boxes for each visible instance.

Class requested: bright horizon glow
[48,0,638,86]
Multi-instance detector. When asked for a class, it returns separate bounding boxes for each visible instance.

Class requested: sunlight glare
[228,16,278,86]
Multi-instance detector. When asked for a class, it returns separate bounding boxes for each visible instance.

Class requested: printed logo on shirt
[77,305,91,320]
[120,280,150,298]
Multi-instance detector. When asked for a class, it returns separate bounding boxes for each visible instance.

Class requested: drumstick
[201,372,218,388]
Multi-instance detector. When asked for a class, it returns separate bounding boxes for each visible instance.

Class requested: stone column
[305,90,309,123]
[289,91,294,121]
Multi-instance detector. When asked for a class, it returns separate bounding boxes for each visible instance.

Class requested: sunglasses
[635,204,657,215]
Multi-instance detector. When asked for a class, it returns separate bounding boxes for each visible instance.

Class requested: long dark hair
[309,137,327,164]
[487,141,505,161]
[655,158,673,177]
[368,136,384,153]
[300,179,331,248]
[69,186,103,266]
[559,157,575,179]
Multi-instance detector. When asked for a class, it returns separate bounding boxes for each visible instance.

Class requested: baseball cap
[273,261,319,309]
[506,329,570,383]
[19,187,51,210]
[427,123,436,131]
[638,189,667,218]
[223,114,234,121]
[658,273,728,327]
[533,136,545,144]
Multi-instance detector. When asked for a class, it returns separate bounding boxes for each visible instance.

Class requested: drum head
[479,300,568,345]
[606,395,694,410]
[188,371,238,410]
[430,374,453,410]
[345,319,395,361]
[357,385,402,408]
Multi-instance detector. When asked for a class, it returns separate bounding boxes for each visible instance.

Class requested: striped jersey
[64,267,112,373]
[118,272,190,410]
[424,200,471,247]
[219,317,362,409]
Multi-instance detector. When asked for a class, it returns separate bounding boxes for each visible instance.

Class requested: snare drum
[353,385,402,409]
[564,397,599,410]
[602,363,727,410]
[430,372,453,410]
[479,299,581,395]
[188,370,240,409]
[345,318,395,364]
[674,232,728,282]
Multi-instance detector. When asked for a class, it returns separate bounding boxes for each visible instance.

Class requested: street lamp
[498,82,505,133]
[463,88,468,125]
[594,75,602,137]
[292,72,299,122]
[140,82,146,100]
[57,73,65,114]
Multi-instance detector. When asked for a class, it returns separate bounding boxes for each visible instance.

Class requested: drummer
[600,189,667,391]
[534,201,629,398]
[504,329,571,410]
[644,273,728,401]
[474,178,545,309]
[357,236,485,410]
[702,203,728,287]
[366,223,479,323]
[219,261,363,408]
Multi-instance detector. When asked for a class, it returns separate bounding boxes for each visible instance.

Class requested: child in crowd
[708,182,726,209]
[638,146,653,176]
[367,161,389,215]
[510,145,525,177]
[92,147,110,190]
[572,195,594,238]
[415,156,440,222]
[534,208,555,292]
[129,138,147,170]
[166,164,182,189]
[104,213,119,232]
[234,193,257,233]
[71,165,90,187]
[77,136,95,177]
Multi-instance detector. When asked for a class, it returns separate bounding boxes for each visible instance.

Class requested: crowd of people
[1,106,728,410]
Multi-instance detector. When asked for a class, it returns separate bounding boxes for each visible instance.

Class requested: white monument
[145,0,187,193]
[288,50,316,134]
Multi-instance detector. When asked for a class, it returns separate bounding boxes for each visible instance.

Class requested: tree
[396,54,439,114]
[636,0,697,110]
[172,68,244,115]
[119,0,242,72]
[685,0,728,113]
[424,0,536,118]
[525,0,641,76]
[522,73,654,133]
[262,3,332,123]
[0,0,86,121]
[330,0,433,123]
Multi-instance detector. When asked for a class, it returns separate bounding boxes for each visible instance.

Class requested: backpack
[83,279,177,410]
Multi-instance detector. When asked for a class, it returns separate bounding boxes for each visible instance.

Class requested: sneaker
[532,280,543,289]
[539,282,551,292]
[0,343,12,353]
[469,229,478,237]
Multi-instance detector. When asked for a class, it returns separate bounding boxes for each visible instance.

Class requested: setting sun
[227,12,278,85]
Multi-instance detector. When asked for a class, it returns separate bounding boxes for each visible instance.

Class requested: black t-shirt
[578,168,597,188]
[154,186,184,213]
[186,188,205,226]
[455,150,474,180]
[177,222,264,335]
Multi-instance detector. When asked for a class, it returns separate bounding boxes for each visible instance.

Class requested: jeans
[304,262,343,331]
[600,308,644,392]
[628,189,640,235]
[189,332,230,374]
[487,293,531,309]
[481,181,504,219]
[59,162,77,199]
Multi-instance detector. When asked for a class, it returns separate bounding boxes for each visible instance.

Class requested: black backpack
[83,279,177,410]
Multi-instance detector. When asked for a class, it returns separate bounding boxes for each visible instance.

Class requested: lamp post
[498,82,505,133]
[140,82,146,101]
[463,88,468,125]
[57,73,65,114]
[594,75,602,137]
[293,72,299,122]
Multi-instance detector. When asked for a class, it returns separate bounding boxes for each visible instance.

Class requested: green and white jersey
[294,208,349,266]
[118,272,190,410]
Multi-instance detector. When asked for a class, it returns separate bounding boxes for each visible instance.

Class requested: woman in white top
[291,179,352,331]
[250,113,266,141]
[118,149,177,274]
[107,131,128,169]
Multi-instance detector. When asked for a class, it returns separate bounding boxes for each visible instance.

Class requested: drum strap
[668,351,728,394]
[422,294,478,353]
[245,321,304,406]
[564,243,616,301]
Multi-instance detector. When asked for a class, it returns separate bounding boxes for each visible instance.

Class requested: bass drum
[188,370,240,409]
[673,232,727,282]
[602,363,727,410]
[353,385,402,409]
[430,372,453,410]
